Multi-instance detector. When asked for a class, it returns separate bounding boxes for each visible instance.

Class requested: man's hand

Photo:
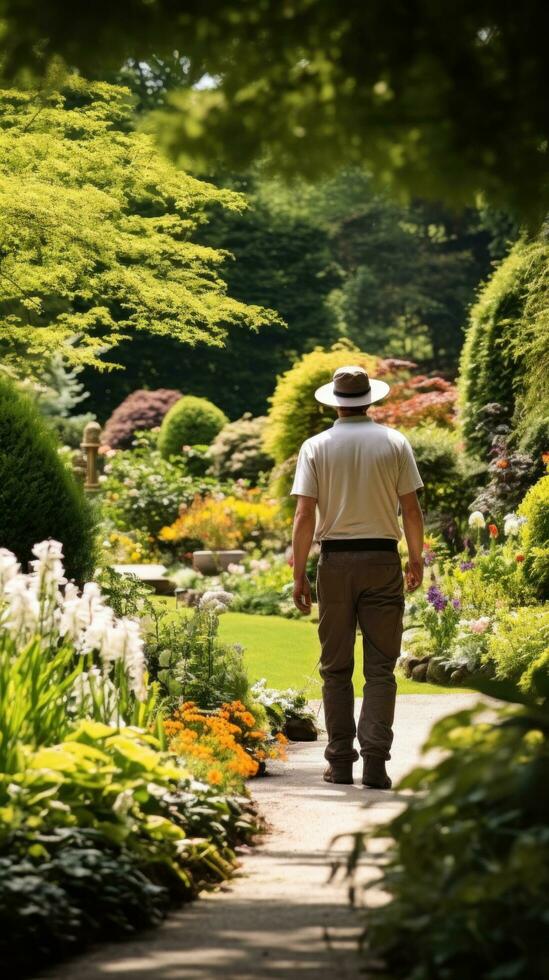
[293,574,312,614]
[404,558,424,592]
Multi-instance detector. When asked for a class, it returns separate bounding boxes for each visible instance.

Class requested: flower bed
[0,540,261,975]
[401,472,548,689]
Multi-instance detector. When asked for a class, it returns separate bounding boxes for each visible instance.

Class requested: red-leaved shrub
[102,389,183,449]
[370,376,457,428]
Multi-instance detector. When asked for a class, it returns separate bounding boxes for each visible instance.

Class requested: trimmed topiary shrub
[208,414,274,483]
[459,238,549,456]
[158,396,228,459]
[405,426,470,529]
[102,389,183,449]
[517,473,549,599]
[0,376,96,582]
[264,344,379,474]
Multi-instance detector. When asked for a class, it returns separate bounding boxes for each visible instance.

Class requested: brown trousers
[316,550,404,764]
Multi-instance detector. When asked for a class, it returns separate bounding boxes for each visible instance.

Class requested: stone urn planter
[192,549,246,575]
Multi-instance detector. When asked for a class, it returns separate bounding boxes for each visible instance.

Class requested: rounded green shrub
[208,414,274,483]
[459,238,549,455]
[518,473,549,599]
[264,344,378,477]
[0,375,96,582]
[158,396,228,459]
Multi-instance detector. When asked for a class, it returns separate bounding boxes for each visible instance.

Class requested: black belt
[320,538,398,553]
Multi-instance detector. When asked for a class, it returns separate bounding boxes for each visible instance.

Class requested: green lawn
[154,601,471,696]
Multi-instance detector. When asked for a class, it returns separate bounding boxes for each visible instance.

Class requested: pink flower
[469,617,491,634]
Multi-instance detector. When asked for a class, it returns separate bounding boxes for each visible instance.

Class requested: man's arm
[399,490,424,591]
[291,495,317,614]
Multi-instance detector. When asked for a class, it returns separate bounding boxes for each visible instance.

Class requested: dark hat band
[333,385,371,398]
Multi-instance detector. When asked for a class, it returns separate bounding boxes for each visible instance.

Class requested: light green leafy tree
[0,74,278,373]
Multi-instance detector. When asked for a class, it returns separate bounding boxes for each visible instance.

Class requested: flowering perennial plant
[165,700,287,789]
[0,540,153,771]
[159,490,285,551]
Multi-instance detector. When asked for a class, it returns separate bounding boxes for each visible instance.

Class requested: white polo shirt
[290,417,423,541]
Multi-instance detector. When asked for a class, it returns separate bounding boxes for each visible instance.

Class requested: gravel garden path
[40,693,477,980]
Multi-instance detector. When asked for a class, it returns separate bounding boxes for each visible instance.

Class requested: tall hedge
[264,345,379,465]
[0,376,97,582]
[158,396,228,459]
[459,238,549,456]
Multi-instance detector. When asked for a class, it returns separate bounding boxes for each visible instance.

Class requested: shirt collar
[334,416,372,425]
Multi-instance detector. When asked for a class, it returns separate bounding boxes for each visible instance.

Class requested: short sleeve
[290,443,318,498]
[396,439,424,496]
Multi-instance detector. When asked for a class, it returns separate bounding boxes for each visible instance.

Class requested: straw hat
[314,365,390,407]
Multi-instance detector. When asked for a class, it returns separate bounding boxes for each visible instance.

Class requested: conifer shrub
[517,473,549,599]
[102,389,183,449]
[264,345,378,482]
[459,238,549,456]
[0,376,96,582]
[208,414,274,483]
[158,396,228,459]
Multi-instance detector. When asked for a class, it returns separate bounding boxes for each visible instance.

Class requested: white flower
[127,488,139,497]
[3,574,41,636]
[199,589,233,611]
[81,607,115,656]
[0,548,20,591]
[29,538,67,588]
[227,563,246,575]
[503,513,526,537]
[101,617,146,700]
[468,511,485,530]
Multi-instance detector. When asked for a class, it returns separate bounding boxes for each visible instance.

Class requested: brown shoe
[362,756,392,789]
[323,765,354,785]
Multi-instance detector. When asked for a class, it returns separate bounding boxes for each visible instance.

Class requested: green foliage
[158,396,228,459]
[11,3,547,217]
[518,474,549,599]
[147,603,251,712]
[103,389,182,450]
[262,171,500,370]
[81,170,339,422]
[0,828,169,976]
[208,414,274,484]
[0,76,276,374]
[101,431,229,541]
[0,722,257,974]
[265,344,378,471]
[0,375,96,582]
[345,680,549,978]
[484,606,549,693]
[459,238,549,456]
[221,556,297,618]
[405,426,470,535]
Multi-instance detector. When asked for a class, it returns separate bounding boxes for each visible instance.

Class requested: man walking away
[290,365,424,789]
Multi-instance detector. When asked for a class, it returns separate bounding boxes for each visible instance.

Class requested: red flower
[488,524,499,538]
[515,553,525,563]
[495,458,509,469]
[543,452,549,466]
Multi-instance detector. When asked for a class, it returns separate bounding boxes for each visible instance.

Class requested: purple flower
[459,561,474,572]
[427,585,447,612]
[424,549,436,567]
[452,598,461,610]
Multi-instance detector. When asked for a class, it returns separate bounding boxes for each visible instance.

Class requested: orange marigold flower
[207,768,223,785]
[515,553,525,562]
[495,458,509,469]
[275,733,289,745]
